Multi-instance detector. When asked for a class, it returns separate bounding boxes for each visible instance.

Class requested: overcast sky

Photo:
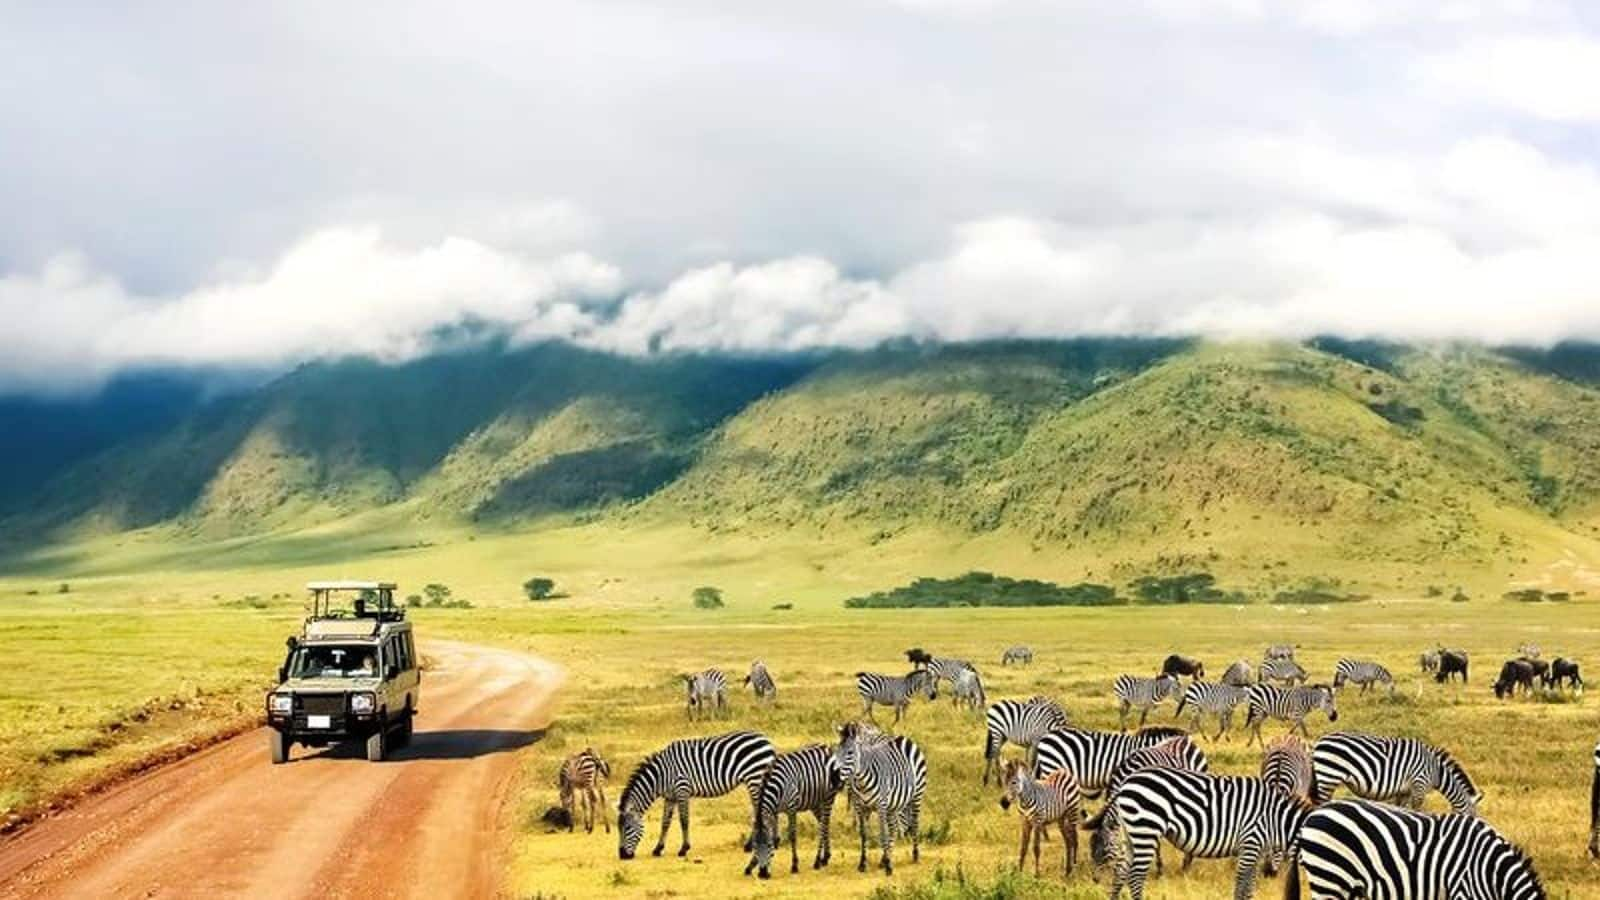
[6,1,1600,393]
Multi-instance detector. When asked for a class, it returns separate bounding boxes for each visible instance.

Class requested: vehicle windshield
[289,644,380,679]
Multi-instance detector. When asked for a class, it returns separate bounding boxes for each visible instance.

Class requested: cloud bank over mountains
[6,2,1600,392]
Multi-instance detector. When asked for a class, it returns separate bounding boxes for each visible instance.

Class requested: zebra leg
[676,797,692,857]
[743,782,762,852]
[1137,706,1151,729]
[1292,716,1309,738]
[907,800,922,863]
[583,788,595,833]
[1032,817,1044,876]
[1232,839,1262,900]
[877,800,895,874]
[1118,700,1130,732]
[815,804,832,868]
[652,799,675,856]
[1059,819,1074,876]
[1124,834,1155,900]
[788,809,800,874]
[597,783,611,834]
[1017,818,1031,870]
[856,804,870,872]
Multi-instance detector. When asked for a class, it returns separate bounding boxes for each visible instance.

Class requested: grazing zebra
[1332,659,1395,695]
[952,667,987,712]
[617,730,777,860]
[1287,799,1546,900]
[855,670,936,724]
[924,655,979,690]
[684,669,727,720]
[558,747,612,834]
[744,660,777,704]
[1174,680,1250,740]
[1590,739,1599,859]
[999,758,1081,877]
[744,744,841,879]
[1087,734,1210,874]
[1266,643,1296,661]
[1243,683,1338,746]
[1032,725,1188,797]
[1113,673,1181,731]
[1311,731,1482,815]
[1261,734,1313,801]
[1001,645,1033,666]
[1100,768,1309,900]
[1221,659,1254,686]
[1436,649,1469,684]
[837,722,927,874]
[1258,658,1309,685]
[982,697,1070,784]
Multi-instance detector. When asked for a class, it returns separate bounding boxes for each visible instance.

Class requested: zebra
[744,660,777,704]
[1258,658,1309,685]
[952,667,987,713]
[982,697,1070,784]
[1112,673,1181,731]
[744,743,841,879]
[558,747,612,834]
[1332,658,1395,695]
[855,670,935,724]
[1174,680,1250,740]
[1287,799,1546,900]
[1086,734,1209,875]
[684,669,727,720]
[924,655,978,691]
[617,730,776,860]
[1002,645,1034,666]
[1590,739,1599,859]
[1243,683,1338,746]
[1266,643,1296,661]
[836,721,927,874]
[1100,768,1309,900]
[1516,642,1541,660]
[1420,648,1441,674]
[1311,731,1482,815]
[1221,659,1254,686]
[998,758,1081,877]
[1260,734,1313,872]
[1032,725,1188,797]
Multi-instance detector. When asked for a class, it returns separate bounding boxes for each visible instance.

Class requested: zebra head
[1437,749,1484,816]
[1464,825,1546,900]
[616,757,655,859]
[836,722,867,782]
[997,758,1027,810]
[748,791,781,878]
[1310,684,1339,721]
[908,669,937,700]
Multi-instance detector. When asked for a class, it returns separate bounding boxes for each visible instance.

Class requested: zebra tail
[1283,852,1301,900]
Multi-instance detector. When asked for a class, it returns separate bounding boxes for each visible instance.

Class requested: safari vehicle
[265,581,421,764]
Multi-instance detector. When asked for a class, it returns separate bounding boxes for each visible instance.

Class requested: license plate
[307,714,332,729]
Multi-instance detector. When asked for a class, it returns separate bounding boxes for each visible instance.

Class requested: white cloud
[1420,34,1600,122]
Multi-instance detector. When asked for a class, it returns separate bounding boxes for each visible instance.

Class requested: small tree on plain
[405,594,423,608]
[523,577,556,601]
[692,586,724,610]
[423,583,452,607]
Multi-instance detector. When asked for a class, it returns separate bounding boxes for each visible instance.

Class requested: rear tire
[366,725,386,762]
[270,731,290,765]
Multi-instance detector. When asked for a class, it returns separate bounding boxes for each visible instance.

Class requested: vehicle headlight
[268,694,292,715]
[349,693,376,714]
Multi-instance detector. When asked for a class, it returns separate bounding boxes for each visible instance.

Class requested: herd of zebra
[547,643,1600,898]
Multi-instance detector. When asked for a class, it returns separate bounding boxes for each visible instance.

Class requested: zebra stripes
[952,668,986,712]
[1590,739,1599,859]
[1087,734,1209,875]
[837,722,927,874]
[744,660,777,704]
[855,670,935,724]
[1221,659,1254,686]
[1261,734,1313,801]
[999,758,1081,877]
[1332,659,1395,695]
[684,669,728,720]
[1258,658,1309,685]
[617,730,776,860]
[1103,768,1308,900]
[1288,799,1545,900]
[1032,725,1187,797]
[1244,683,1338,746]
[1174,680,1250,740]
[1311,731,1482,815]
[744,743,841,879]
[982,697,1069,784]
[1113,673,1181,731]
[558,748,612,834]
[1001,645,1033,665]
[923,656,978,690]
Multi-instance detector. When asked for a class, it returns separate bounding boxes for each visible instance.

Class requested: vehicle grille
[293,694,348,732]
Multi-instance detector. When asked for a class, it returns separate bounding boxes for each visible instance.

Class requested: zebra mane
[1135,725,1187,740]
[1436,746,1479,795]
[619,753,660,811]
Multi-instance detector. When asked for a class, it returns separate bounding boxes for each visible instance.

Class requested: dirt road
[0,641,562,900]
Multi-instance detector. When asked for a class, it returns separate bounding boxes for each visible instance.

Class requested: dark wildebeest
[1545,657,1583,691]
[1520,656,1550,684]
[1434,649,1469,684]
[1160,654,1205,680]
[905,647,933,669]
[1493,658,1536,699]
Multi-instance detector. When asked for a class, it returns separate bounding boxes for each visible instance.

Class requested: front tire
[393,710,414,748]
[270,731,290,765]
[366,724,387,762]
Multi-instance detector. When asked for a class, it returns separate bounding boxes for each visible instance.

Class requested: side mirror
[277,665,287,683]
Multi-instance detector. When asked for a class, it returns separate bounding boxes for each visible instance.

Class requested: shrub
[404,594,423,607]
[58,583,70,594]
[844,572,1121,608]
[523,577,556,601]
[423,583,451,607]
[1450,588,1470,603]
[771,602,794,610]
[692,586,725,609]
[1129,572,1243,605]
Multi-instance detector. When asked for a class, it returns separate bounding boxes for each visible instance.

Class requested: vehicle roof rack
[304,581,405,631]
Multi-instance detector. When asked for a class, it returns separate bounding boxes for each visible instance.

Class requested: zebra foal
[744,660,777,704]
[684,668,728,720]
[558,747,612,833]
[617,730,776,860]
[744,743,840,879]
[999,758,1081,877]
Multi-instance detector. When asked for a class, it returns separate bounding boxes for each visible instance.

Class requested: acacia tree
[523,577,556,601]
[692,586,724,609]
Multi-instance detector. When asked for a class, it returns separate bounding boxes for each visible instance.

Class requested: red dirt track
[0,641,561,899]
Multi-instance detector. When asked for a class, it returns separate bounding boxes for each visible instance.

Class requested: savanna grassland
[3,519,1599,898]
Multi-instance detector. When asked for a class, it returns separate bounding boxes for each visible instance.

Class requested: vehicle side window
[404,634,417,672]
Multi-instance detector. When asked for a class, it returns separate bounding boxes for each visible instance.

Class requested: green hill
[6,338,1600,587]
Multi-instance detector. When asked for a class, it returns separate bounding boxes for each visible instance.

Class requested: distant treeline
[844,570,1370,608]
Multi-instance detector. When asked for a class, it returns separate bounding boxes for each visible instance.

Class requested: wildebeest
[905,648,933,668]
[1493,658,1537,699]
[1161,654,1206,680]
[1434,649,1469,684]
[1545,657,1583,691]
[1521,656,1550,683]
